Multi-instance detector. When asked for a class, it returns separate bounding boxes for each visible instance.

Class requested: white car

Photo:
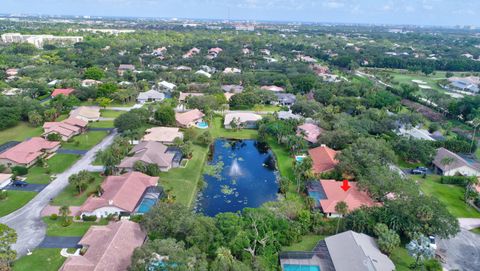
[429,236,437,250]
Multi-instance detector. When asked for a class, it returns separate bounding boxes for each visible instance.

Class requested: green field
[27,154,81,184]
[0,122,43,145]
[13,249,65,271]
[282,234,325,251]
[418,175,480,218]
[0,191,37,217]
[89,120,114,128]
[43,217,108,236]
[159,144,209,207]
[100,109,124,118]
[209,116,258,139]
[251,104,281,112]
[52,173,104,206]
[62,131,108,150]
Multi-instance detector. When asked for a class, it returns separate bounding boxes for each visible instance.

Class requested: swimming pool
[295,155,306,162]
[196,121,209,129]
[283,264,320,271]
[136,198,157,214]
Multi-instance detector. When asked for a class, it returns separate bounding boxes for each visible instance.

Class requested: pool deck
[280,255,327,270]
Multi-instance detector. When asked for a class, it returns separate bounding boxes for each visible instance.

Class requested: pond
[196,139,279,216]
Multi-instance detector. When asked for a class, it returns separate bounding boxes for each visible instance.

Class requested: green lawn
[52,173,104,206]
[251,104,281,112]
[43,217,108,236]
[471,228,480,235]
[476,147,480,161]
[418,175,480,218]
[13,249,65,271]
[89,120,114,128]
[27,154,81,184]
[282,234,325,251]
[0,191,37,217]
[80,101,136,107]
[160,144,209,207]
[0,122,43,145]
[62,131,108,150]
[209,117,258,140]
[100,109,124,118]
[390,247,414,271]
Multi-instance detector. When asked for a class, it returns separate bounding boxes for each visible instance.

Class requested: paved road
[459,218,480,230]
[0,130,116,257]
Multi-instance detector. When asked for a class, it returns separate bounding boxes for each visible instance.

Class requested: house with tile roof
[70,106,101,122]
[175,109,205,128]
[0,137,60,168]
[79,171,159,217]
[314,180,378,217]
[224,112,262,129]
[118,141,179,172]
[297,123,323,144]
[433,148,480,176]
[60,220,146,271]
[308,145,339,174]
[51,88,75,98]
[43,117,88,141]
[117,64,135,76]
[142,127,184,145]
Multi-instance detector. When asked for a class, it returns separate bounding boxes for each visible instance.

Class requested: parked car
[411,167,428,175]
[12,180,28,187]
[429,236,437,250]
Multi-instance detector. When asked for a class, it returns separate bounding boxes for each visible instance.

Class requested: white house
[158,81,177,91]
[137,89,165,103]
[224,113,262,129]
[433,148,480,176]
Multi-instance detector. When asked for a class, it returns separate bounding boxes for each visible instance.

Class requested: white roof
[397,126,436,141]
[195,70,212,78]
[159,81,176,90]
[224,113,262,125]
[137,89,165,100]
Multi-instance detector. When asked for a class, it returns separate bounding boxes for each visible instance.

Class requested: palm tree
[335,201,348,234]
[470,118,480,154]
[58,205,71,221]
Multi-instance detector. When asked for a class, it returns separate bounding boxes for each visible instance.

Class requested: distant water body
[196,139,279,216]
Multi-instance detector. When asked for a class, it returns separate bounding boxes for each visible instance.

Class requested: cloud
[322,1,345,9]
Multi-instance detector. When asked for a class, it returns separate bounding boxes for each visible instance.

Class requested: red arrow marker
[340,179,351,192]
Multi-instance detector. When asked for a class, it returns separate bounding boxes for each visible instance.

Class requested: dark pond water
[196,139,279,216]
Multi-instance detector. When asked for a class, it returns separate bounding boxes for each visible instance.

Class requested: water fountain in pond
[229,158,243,177]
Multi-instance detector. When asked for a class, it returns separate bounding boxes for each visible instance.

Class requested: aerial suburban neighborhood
[0,1,480,271]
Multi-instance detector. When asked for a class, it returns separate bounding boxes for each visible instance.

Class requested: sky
[2,0,480,26]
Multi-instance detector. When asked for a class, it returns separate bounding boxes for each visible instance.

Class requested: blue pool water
[136,198,157,214]
[283,264,320,271]
[295,156,305,162]
[196,139,279,216]
[196,121,209,129]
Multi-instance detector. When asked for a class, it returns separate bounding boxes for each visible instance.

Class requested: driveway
[57,149,88,155]
[0,130,117,257]
[5,183,48,192]
[39,236,82,248]
[438,228,480,271]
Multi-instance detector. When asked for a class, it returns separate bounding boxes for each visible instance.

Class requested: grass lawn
[43,217,108,236]
[390,247,414,271]
[251,104,281,112]
[0,191,37,217]
[52,173,104,206]
[282,234,325,251]
[160,144,209,207]
[471,228,480,235]
[476,147,480,161]
[62,131,108,150]
[100,109,124,118]
[27,154,81,184]
[209,117,258,140]
[80,101,136,107]
[0,122,43,145]
[13,249,65,271]
[89,120,114,128]
[418,175,480,218]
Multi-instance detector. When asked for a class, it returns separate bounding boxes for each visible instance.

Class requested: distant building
[448,76,480,93]
[51,88,75,98]
[235,25,255,31]
[70,106,101,122]
[433,148,480,176]
[260,85,284,92]
[137,89,165,103]
[397,126,436,141]
[158,81,177,92]
[195,70,212,78]
[81,79,102,87]
[1,33,83,48]
[183,47,200,58]
[223,67,241,74]
[117,64,135,76]
[277,111,302,121]
[297,123,323,144]
[142,127,184,145]
[118,141,180,172]
[222,85,244,93]
[43,117,88,141]
[224,112,262,129]
[175,109,205,128]
[274,93,296,106]
[178,92,204,103]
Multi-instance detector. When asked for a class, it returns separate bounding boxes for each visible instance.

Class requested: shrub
[0,191,7,201]
[424,259,442,271]
[82,214,97,222]
[46,133,62,141]
[440,176,475,187]
[61,219,72,227]
[49,214,58,220]
[11,166,28,176]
